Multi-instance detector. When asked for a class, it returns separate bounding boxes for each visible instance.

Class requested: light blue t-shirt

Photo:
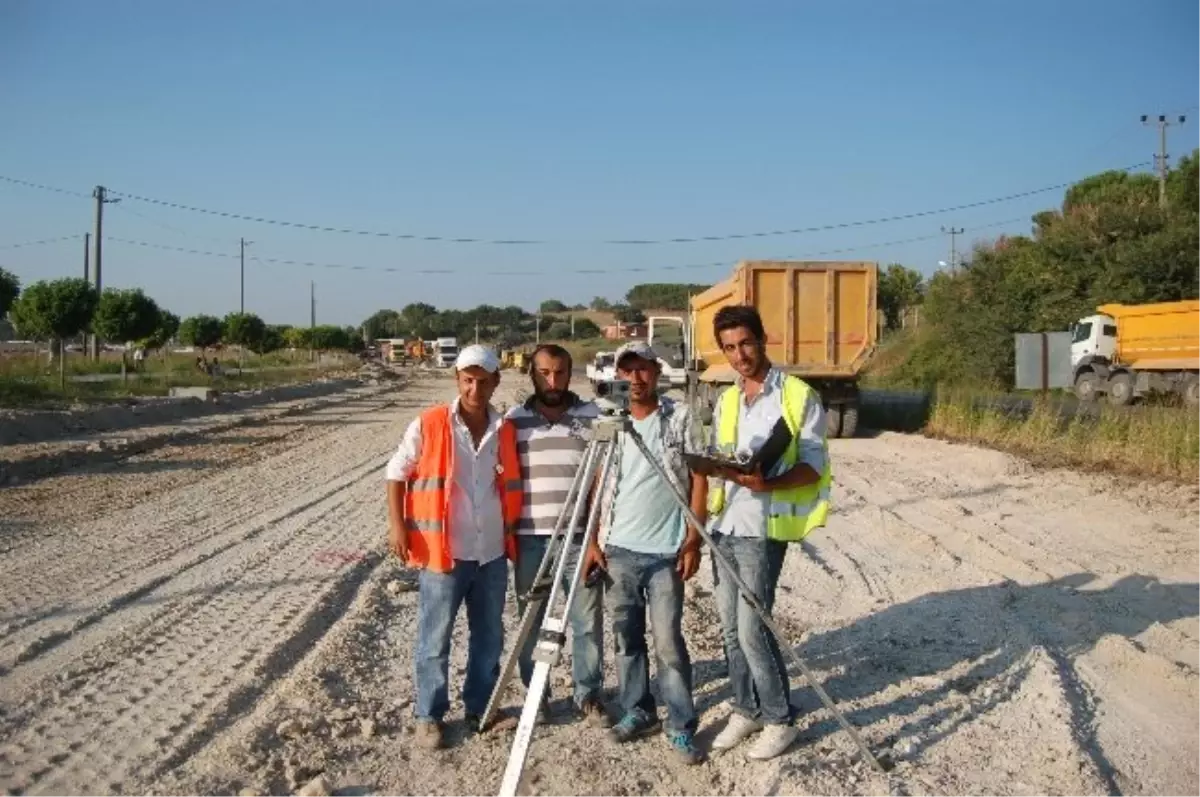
[604,411,685,555]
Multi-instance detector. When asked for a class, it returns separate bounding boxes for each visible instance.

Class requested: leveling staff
[705,305,833,761]
[384,344,522,750]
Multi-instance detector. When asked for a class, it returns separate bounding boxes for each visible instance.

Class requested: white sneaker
[712,713,763,751]
[745,724,799,760]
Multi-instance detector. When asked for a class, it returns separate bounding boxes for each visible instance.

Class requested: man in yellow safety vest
[705,305,832,761]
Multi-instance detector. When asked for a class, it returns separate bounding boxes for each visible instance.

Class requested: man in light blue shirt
[583,341,707,765]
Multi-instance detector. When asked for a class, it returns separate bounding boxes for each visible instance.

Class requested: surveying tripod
[482,403,886,797]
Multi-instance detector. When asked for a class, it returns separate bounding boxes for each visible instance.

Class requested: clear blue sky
[1,0,1196,327]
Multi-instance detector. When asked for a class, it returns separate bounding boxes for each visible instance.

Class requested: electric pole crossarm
[1142,113,1187,209]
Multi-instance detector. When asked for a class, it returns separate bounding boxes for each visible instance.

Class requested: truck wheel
[825,405,844,438]
[1074,370,1100,402]
[1106,372,1134,406]
[840,403,860,438]
[1182,375,1200,407]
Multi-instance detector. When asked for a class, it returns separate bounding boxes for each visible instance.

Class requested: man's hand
[582,543,607,580]
[676,532,702,581]
[388,523,409,562]
[718,465,770,493]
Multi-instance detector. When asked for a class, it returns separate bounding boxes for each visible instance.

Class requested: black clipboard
[684,416,793,476]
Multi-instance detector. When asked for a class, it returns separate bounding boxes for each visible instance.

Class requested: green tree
[178,314,223,350]
[0,267,19,318]
[93,288,163,379]
[222,312,267,354]
[361,309,403,341]
[9,278,99,386]
[259,324,288,355]
[143,309,180,350]
[590,296,613,311]
[611,304,647,324]
[625,283,709,311]
[573,318,603,338]
[877,264,924,330]
[539,299,569,313]
[545,321,572,339]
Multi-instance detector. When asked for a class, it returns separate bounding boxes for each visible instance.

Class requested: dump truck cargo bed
[688,260,878,437]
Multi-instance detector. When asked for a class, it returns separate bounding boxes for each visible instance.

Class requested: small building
[601,322,648,340]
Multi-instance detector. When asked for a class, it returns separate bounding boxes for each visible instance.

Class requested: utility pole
[309,281,316,364]
[941,225,964,273]
[570,313,575,339]
[474,319,480,344]
[535,313,541,344]
[239,238,252,313]
[83,233,90,281]
[1142,114,1187,209]
[90,186,119,360]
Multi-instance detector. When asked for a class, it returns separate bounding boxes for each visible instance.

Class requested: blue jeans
[710,532,792,726]
[513,535,604,706]
[605,546,697,734]
[414,556,508,722]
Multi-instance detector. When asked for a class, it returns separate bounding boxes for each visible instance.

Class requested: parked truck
[434,336,459,368]
[1070,300,1199,405]
[663,260,878,438]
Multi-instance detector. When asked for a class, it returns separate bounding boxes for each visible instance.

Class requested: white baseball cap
[615,340,657,368]
[455,344,500,373]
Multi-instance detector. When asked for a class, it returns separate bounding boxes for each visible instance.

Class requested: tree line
[0,274,363,385]
[877,152,1200,388]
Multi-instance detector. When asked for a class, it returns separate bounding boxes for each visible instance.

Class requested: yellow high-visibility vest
[707,375,832,542]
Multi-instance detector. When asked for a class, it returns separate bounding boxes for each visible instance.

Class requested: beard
[535,387,567,407]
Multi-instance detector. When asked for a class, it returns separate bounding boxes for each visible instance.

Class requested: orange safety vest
[404,404,522,573]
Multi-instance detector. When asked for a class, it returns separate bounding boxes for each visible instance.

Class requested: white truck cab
[435,337,459,368]
[1069,313,1118,369]
[646,316,690,389]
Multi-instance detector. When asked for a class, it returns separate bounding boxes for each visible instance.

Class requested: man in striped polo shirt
[505,343,609,727]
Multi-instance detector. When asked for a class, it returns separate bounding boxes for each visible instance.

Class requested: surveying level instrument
[484,387,886,797]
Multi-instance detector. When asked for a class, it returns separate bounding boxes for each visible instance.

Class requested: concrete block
[169,386,218,402]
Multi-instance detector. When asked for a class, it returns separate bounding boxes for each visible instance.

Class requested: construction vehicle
[434,336,459,368]
[586,351,616,387]
[1070,300,1200,405]
[678,260,878,438]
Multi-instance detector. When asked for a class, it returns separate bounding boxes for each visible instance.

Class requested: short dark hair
[531,343,573,372]
[713,305,766,344]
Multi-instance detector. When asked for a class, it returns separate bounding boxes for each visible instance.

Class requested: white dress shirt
[385,399,506,563]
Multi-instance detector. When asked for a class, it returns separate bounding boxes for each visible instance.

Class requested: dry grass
[924,388,1199,484]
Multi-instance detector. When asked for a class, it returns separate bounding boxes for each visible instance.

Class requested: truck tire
[1074,370,1100,402]
[840,403,860,438]
[1106,372,1134,406]
[825,405,843,438]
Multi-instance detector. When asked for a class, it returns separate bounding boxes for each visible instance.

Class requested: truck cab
[1070,314,1118,370]
[646,316,690,389]
[435,337,459,368]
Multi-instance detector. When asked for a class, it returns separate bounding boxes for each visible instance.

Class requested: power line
[1,162,1149,246]
[0,234,82,250]
[101,216,1029,277]
[0,175,91,199]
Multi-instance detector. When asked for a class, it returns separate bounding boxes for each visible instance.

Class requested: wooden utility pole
[89,186,118,360]
[941,225,964,273]
[1142,114,1187,208]
[83,232,90,281]
[309,281,316,363]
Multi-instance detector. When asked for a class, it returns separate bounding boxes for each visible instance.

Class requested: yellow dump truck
[1070,300,1200,405]
[674,260,878,437]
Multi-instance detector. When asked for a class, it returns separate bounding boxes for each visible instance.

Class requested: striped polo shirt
[505,393,600,536]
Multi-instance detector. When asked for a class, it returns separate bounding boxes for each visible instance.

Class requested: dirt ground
[0,372,1196,796]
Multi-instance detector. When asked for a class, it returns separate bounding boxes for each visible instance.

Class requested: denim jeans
[414,555,509,722]
[605,545,697,734]
[710,532,793,726]
[513,535,604,706]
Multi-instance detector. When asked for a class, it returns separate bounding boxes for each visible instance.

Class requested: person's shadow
[692,572,1198,795]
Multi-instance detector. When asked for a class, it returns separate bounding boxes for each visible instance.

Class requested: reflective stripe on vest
[404,405,523,573]
[707,375,833,542]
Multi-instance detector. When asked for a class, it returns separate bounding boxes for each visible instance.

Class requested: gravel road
[0,373,1195,796]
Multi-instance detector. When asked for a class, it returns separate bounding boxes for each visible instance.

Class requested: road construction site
[0,371,1196,796]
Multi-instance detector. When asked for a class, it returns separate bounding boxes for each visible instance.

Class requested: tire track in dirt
[0,391,422,670]
[0,378,452,795]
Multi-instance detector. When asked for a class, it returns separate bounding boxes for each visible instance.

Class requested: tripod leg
[625,429,887,773]
[481,581,547,729]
